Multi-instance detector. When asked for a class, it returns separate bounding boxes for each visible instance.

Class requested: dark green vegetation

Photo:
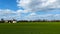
[0,22,60,34]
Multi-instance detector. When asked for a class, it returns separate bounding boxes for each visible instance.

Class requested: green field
[0,22,60,34]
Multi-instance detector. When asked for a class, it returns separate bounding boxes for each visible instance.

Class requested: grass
[0,22,60,34]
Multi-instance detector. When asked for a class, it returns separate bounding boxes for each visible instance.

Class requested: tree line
[0,18,60,23]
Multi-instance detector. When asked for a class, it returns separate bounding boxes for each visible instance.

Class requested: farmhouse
[12,19,17,23]
[5,19,17,23]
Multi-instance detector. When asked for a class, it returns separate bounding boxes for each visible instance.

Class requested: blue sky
[0,0,18,10]
[0,0,60,20]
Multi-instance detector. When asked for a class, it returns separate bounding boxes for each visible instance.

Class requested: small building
[12,19,17,23]
[5,20,12,23]
[5,19,17,23]
[13,20,17,23]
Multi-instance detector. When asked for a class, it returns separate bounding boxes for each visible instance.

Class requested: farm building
[5,19,17,23]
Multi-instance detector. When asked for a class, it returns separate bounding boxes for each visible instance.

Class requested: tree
[1,18,5,23]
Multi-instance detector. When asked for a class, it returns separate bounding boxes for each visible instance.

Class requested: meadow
[0,22,60,34]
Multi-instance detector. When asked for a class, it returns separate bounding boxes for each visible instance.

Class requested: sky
[0,0,60,20]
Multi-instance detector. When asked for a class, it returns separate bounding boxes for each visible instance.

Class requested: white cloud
[0,0,60,20]
[0,9,24,20]
[0,9,60,20]
[16,0,60,20]
[17,0,60,12]
[0,9,16,15]
[0,9,29,16]
[0,9,33,20]
[24,13,60,20]
[16,9,30,13]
